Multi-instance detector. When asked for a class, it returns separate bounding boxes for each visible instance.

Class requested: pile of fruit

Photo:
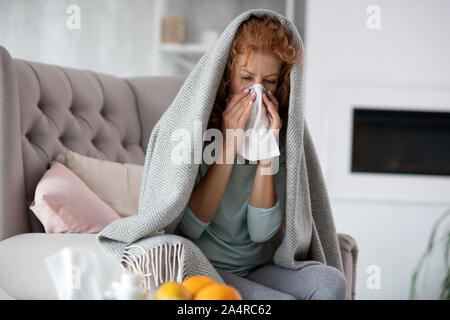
[153,275,243,300]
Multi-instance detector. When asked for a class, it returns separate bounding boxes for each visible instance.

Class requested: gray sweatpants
[216,263,348,300]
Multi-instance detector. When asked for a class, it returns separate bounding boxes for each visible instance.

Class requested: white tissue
[44,246,122,300]
[237,83,281,161]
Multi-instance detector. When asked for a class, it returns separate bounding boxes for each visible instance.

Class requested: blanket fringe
[121,242,186,290]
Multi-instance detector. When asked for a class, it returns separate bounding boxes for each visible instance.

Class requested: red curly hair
[207,14,303,147]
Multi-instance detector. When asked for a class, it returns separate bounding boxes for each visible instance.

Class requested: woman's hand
[262,89,282,138]
[223,88,257,133]
[222,88,257,157]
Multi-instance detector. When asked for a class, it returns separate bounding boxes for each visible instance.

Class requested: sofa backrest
[0,46,186,240]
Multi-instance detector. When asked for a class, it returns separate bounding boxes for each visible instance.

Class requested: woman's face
[230,50,281,96]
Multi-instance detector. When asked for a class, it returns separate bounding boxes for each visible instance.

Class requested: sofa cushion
[30,162,120,233]
[0,232,358,300]
[53,150,143,217]
[0,233,118,299]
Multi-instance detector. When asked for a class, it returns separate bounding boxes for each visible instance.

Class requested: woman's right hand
[221,88,256,157]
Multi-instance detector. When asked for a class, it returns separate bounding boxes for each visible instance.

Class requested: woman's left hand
[262,89,282,138]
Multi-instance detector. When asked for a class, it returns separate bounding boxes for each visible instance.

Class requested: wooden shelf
[152,0,296,75]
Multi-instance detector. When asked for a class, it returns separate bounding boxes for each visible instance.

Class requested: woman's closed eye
[241,77,275,84]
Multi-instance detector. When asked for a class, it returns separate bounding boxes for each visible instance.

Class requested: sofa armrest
[338,233,358,300]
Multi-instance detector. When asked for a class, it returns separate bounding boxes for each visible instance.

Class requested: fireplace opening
[351,108,450,176]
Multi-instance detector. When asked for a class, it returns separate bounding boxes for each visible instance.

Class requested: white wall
[303,0,450,299]
[0,0,303,77]
[0,0,158,77]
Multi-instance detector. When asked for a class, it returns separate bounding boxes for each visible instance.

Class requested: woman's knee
[309,265,348,300]
[217,268,297,300]
[246,263,347,300]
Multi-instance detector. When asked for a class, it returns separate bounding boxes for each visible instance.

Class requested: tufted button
[92,137,100,148]
[123,138,131,147]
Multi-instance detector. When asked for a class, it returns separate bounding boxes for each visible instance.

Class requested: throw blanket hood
[97,8,344,291]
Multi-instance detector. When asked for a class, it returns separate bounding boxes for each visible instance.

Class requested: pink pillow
[30,162,120,233]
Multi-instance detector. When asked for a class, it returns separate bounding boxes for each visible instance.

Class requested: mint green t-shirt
[175,142,287,277]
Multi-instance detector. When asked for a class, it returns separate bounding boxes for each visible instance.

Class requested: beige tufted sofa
[0,45,358,300]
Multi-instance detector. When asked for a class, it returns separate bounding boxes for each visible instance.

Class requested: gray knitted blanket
[96,8,344,292]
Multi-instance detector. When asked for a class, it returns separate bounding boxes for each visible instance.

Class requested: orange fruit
[153,281,193,300]
[182,275,217,296]
[194,284,243,300]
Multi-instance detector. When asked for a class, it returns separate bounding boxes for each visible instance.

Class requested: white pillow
[52,150,143,217]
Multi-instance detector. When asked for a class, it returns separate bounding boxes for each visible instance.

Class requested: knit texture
[96,8,344,289]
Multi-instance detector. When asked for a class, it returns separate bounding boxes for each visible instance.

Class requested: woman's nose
[246,81,266,92]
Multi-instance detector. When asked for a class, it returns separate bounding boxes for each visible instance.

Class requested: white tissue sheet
[44,246,122,300]
[236,83,280,161]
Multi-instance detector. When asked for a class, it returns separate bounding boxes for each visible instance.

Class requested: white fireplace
[319,84,450,205]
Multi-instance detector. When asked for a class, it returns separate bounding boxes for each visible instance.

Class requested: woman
[175,15,347,300]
